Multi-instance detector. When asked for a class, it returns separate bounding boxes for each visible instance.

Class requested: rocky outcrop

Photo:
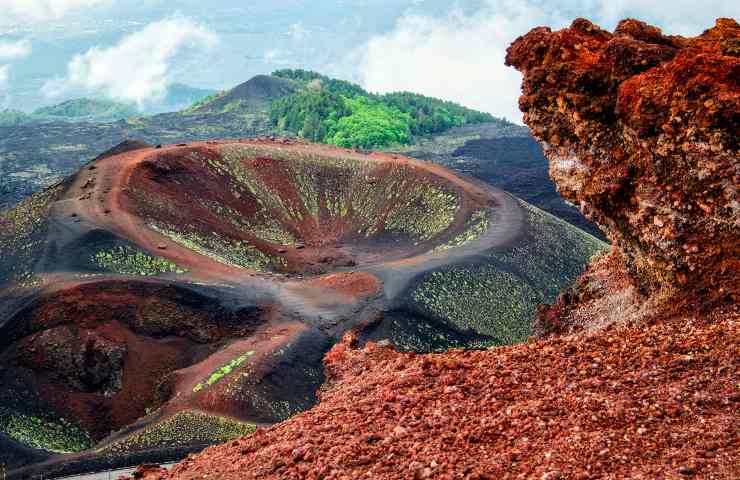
[506,18,739,314]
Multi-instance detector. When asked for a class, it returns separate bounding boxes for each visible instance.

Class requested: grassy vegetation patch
[410,200,608,347]
[193,351,256,393]
[0,407,93,454]
[435,210,490,252]
[148,222,285,272]
[0,184,63,285]
[99,411,255,454]
[92,245,187,276]
[413,265,537,344]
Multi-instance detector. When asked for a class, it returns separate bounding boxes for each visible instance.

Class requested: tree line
[269,69,510,149]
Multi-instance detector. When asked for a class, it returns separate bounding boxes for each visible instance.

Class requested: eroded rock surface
[506,18,738,309]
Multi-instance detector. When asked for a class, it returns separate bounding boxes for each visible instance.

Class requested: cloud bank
[43,16,218,106]
[354,0,739,123]
[0,65,9,93]
[0,0,113,24]
[0,39,32,60]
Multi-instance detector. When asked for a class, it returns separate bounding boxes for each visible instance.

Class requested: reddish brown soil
[136,308,738,480]
[2,279,264,439]
[303,272,382,299]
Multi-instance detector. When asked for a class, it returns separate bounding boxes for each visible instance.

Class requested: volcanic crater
[124,141,495,275]
[0,139,604,473]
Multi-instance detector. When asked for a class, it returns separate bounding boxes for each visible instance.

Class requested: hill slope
[187,75,299,114]
[33,98,138,122]
[268,69,508,148]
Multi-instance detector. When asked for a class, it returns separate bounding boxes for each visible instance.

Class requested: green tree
[327,96,412,149]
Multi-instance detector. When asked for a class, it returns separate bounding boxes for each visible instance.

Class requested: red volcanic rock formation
[505,18,738,309]
[135,19,739,480]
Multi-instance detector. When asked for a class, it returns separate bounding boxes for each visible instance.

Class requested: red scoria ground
[132,306,738,480]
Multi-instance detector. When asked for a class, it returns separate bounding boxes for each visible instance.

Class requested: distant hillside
[2,85,216,127]
[34,98,138,122]
[268,69,511,149]
[185,75,299,114]
[181,70,511,150]
[0,109,35,127]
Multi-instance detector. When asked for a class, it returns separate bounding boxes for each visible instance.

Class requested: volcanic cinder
[1,138,603,473]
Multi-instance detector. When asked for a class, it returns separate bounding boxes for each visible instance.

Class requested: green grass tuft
[98,411,255,454]
[193,351,256,393]
[92,245,187,276]
[0,407,93,454]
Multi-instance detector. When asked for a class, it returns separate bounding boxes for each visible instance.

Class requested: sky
[0,0,737,122]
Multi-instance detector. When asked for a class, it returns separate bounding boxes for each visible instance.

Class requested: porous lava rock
[506,18,738,311]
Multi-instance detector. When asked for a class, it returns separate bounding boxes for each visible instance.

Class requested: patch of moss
[92,245,187,276]
[0,407,93,454]
[99,411,255,454]
[193,351,256,393]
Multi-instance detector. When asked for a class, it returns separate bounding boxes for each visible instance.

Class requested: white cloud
[263,49,291,65]
[352,0,740,123]
[0,0,113,24]
[0,64,9,91]
[0,39,32,103]
[43,16,218,106]
[355,1,558,123]
[0,39,32,60]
